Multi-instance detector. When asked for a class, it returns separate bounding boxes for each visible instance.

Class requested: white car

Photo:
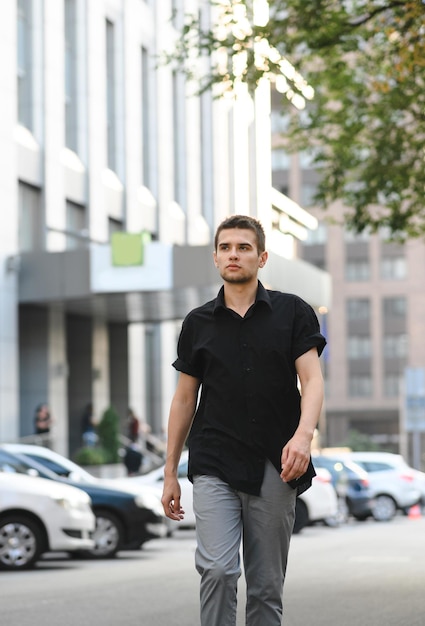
[343,451,422,521]
[0,472,95,571]
[1,442,168,539]
[133,451,338,534]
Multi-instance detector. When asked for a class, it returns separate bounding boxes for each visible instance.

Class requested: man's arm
[162,372,201,521]
[280,347,324,483]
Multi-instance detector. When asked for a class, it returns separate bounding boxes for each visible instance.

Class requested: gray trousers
[193,460,296,626]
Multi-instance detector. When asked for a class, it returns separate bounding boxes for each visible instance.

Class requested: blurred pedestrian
[34,403,53,435]
[162,215,326,626]
[81,402,98,447]
[127,407,140,443]
[123,442,143,476]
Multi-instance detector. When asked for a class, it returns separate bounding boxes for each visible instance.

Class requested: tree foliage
[165,0,425,239]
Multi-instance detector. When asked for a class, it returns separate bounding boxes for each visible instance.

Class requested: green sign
[111,231,151,267]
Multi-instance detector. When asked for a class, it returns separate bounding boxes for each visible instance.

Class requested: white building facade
[0,0,330,457]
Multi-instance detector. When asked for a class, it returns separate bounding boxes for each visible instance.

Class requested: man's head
[214,215,266,255]
[213,215,268,285]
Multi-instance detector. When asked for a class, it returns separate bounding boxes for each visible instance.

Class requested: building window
[172,69,186,208]
[383,334,408,358]
[347,298,370,320]
[271,148,290,171]
[17,0,33,130]
[65,0,78,153]
[66,201,86,249]
[141,47,151,187]
[380,256,407,280]
[349,375,372,397]
[106,19,116,171]
[345,259,370,281]
[384,374,400,398]
[383,297,407,318]
[108,217,123,237]
[18,182,43,251]
[300,183,318,207]
[347,336,371,359]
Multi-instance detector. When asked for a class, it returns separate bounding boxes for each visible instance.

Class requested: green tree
[165,0,425,239]
[97,406,121,464]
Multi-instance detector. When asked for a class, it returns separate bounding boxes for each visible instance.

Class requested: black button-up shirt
[173,281,326,496]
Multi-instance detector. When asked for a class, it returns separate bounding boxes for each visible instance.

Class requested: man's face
[213,228,267,285]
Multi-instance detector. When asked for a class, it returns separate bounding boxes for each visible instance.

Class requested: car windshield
[0,449,59,480]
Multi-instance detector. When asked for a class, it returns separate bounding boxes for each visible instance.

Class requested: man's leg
[241,460,296,626]
[193,475,243,626]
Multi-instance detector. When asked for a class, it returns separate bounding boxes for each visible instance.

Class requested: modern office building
[271,89,425,466]
[0,0,330,457]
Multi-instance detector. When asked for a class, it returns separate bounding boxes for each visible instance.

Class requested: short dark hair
[214,215,266,254]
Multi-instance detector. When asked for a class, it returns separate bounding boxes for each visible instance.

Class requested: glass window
[348,375,372,397]
[383,297,406,318]
[383,334,408,358]
[108,217,123,237]
[18,182,43,251]
[65,0,78,152]
[347,298,370,320]
[141,47,151,187]
[303,222,327,245]
[172,69,186,208]
[345,259,370,281]
[300,183,318,207]
[384,375,400,397]
[66,201,86,249]
[347,336,371,359]
[106,19,116,171]
[344,228,371,242]
[17,0,33,129]
[380,256,407,280]
[270,110,289,134]
[271,148,290,171]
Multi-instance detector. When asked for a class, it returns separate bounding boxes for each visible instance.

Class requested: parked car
[0,462,95,571]
[134,450,338,534]
[0,447,167,558]
[339,451,422,521]
[293,467,339,533]
[312,454,373,522]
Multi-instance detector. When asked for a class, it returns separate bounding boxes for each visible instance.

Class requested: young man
[162,215,326,626]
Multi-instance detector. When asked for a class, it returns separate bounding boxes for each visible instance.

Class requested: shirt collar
[213,281,272,315]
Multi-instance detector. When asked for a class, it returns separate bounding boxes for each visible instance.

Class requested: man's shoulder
[184,298,216,321]
[267,289,303,304]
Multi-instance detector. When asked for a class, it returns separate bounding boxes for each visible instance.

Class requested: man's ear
[213,251,218,267]
[259,251,268,268]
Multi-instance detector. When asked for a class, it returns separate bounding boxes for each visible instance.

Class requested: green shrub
[74,446,107,466]
[97,405,121,463]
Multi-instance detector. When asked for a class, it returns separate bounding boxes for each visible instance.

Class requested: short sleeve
[172,314,203,379]
[292,297,326,361]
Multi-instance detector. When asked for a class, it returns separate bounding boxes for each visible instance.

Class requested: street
[1,515,424,626]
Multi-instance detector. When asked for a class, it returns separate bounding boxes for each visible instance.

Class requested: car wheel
[372,495,397,521]
[0,515,44,571]
[293,499,309,534]
[81,510,124,559]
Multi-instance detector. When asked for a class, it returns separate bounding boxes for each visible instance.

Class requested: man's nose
[229,247,239,257]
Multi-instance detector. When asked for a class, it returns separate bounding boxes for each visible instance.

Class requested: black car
[0,448,166,558]
[312,455,373,521]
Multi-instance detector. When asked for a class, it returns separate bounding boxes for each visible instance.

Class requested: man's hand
[161,476,185,521]
[280,433,311,483]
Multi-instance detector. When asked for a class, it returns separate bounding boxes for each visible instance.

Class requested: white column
[0,1,19,442]
[48,306,68,455]
[92,318,110,420]
[44,0,67,251]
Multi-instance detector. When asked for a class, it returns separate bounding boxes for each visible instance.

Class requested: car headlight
[53,493,92,512]
[134,492,164,517]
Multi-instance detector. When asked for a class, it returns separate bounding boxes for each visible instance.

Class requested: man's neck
[223,280,258,317]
